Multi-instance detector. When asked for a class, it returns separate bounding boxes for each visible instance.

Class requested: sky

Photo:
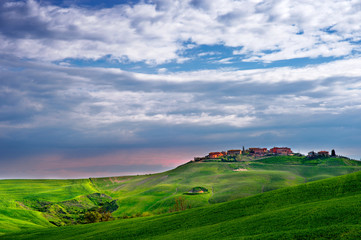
[1,0,361,179]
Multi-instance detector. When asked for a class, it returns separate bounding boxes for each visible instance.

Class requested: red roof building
[208,152,225,158]
[270,147,292,155]
[318,151,329,157]
[227,150,242,156]
[249,148,267,155]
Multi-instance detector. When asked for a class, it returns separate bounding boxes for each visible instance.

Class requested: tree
[84,209,113,223]
[99,210,112,222]
[169,197,191,212]
[331,149,336,157]
[84,211,102,223]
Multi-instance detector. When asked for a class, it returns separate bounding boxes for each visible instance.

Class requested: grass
[0,179,97,234]
[3,169,361,239]
[1,155,361,237]
[90,157,361,216]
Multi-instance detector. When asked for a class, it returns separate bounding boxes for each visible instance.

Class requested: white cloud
[2,56,361,133]
[216,57,234,64]
[77,57,361,128]
[79,112,256,128]
[198,51,220,57]
[0,0,360,64]
[157,68,167,73]
[67,90,257,128]
[129,57,361,84]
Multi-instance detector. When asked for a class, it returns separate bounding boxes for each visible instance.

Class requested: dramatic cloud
[1,0,361,178]
[2,56,361,140]
[0,0,360,63]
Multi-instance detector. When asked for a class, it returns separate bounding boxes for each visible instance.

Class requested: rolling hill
[1,155,361,237]
[3,162,361,239]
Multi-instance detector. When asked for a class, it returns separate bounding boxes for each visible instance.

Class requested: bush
[184,186,209,195]
[141,212,152,217]
[84,211,102,223]
[84,210,113,223]
[169,197,191,212]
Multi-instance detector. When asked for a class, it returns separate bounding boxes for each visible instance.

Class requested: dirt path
[113,185,124,192]
[233,168,248,172]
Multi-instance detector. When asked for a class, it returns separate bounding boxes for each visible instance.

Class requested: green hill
[3,165,361,239]
[1,155,361,237]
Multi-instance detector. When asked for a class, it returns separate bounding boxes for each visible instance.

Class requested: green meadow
[3,162,361,240]
[1,155,361,238]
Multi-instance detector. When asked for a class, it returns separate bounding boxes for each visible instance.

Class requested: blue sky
[1,0,361,178]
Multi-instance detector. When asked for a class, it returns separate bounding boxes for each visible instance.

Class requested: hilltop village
[194,147,335,162]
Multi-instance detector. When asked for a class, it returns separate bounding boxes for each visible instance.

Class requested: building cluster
[194,147,337,162]
[307,150,331,158]
[194,147,293,161]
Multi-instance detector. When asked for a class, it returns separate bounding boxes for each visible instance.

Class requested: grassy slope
[4,169,361,240]
[0,179,97,235]
[91,156,361,217]
[90,161,309,215]
[1,156,360,236]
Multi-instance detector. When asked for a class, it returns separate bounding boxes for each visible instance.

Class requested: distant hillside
[4,165,361,239]
[1,155,361,236]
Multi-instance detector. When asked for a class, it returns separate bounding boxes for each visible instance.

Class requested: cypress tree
[331,149,336,157]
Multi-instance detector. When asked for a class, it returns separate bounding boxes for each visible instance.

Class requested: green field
[1,156,361,238]
[3,162,361,239]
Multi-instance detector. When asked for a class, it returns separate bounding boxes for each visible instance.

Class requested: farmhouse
[318,151,329,157]
[307,150,330,158]
[308,151,316,158]
[249,148,267,155]
[270,147,292,155]
[227,150,242,156]
[208,152,225,158]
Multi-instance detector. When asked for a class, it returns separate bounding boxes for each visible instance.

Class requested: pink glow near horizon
[0,148,199,179]
[2,146,358,179]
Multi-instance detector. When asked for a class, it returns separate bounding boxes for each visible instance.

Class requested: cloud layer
[0,0,360,64]
[1,0,361,178]
[1,57,361,163]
